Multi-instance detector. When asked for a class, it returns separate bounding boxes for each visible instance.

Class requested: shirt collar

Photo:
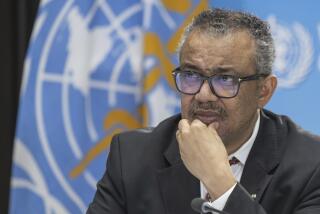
[229,111,260,166]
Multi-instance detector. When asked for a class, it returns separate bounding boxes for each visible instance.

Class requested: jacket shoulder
[263,109,320,165]
[116,114,180,139]
[111,114,181,154]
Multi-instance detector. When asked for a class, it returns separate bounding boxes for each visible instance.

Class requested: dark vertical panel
[0,0,39,212]
[0,1,18,212]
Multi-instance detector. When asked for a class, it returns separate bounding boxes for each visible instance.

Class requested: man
[87,8,320,214]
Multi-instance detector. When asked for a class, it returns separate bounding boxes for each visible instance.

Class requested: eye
[181,71,201,79]
[217,75,235,82]
[214,75,237,87]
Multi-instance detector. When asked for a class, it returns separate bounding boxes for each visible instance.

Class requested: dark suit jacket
[87,109,320,214]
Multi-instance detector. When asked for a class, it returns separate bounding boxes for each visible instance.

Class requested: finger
[176,130,185,150]
[178,119,190,132]
[190,119,207,132]
[176,130,181,142]
[191,119,205,126]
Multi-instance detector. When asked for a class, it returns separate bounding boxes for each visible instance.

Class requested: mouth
[194,111,222,125]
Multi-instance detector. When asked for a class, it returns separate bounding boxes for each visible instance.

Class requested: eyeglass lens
[175,72,239,98]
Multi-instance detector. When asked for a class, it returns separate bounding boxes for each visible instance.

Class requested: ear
[257,75,277,108]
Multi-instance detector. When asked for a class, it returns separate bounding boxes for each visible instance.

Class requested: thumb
[208,122,219,132]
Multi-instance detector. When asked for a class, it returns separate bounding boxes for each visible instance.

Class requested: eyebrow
[180,63,201,71]
[180,63,237,75]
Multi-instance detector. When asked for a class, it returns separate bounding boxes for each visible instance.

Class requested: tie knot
[229,157,240,165]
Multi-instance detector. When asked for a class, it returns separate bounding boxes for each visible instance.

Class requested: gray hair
[177,8,275,75]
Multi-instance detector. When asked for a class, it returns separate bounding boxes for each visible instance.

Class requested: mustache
[188,101,227,118]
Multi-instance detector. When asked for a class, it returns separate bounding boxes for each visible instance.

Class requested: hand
[176,119,236,199]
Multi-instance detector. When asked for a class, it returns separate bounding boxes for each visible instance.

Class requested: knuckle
[191,119,205,129]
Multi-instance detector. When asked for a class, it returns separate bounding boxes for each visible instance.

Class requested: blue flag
[10,0,208,213]
[10,0,320,213]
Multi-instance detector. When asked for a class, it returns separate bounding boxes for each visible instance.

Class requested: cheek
[229,88,259,120]
[223,87,256,115]
[241,87,259,110]
[180,94,193,119]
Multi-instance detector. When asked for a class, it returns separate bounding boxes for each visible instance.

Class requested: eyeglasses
[172,67,268,98]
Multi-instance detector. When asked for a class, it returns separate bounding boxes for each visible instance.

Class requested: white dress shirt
[200,112,261,211]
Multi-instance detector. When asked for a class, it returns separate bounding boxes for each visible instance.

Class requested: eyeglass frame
[172,67,269,98]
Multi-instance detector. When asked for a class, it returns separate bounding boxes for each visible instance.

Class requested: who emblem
[12,0,210,213]
[12,1,144,213]
[268,15,314,88]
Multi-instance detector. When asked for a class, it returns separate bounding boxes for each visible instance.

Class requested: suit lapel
[157,130,199,214]
[240,111,280,201]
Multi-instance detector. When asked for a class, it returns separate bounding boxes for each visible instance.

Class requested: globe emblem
[31,1,144,212]
[268,15,313,88]
[12,1,206,212]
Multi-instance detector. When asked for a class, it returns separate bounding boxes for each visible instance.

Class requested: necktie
[205,157,240,202]
[228,157,240,165]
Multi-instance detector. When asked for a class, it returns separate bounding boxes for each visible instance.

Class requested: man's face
[179,30,262,145]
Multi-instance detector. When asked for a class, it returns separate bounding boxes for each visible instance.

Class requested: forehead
[180,30,256,75]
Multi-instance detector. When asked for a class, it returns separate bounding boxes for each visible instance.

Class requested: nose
[194,80,219,102]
